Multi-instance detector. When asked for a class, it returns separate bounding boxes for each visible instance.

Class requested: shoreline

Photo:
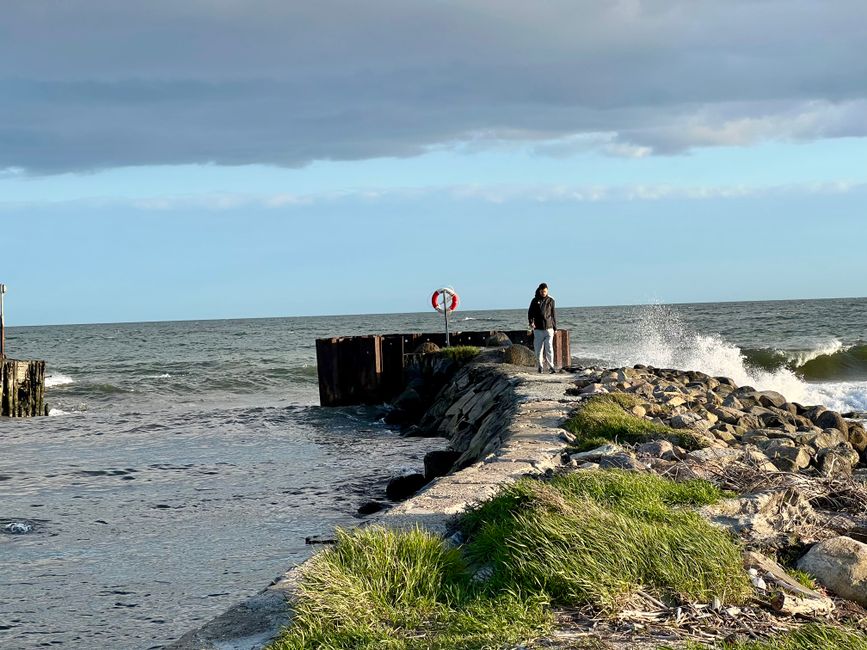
[169,351,867,649]
[168,360,577,649]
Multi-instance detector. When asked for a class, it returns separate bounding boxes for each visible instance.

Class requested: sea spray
[597,305,867,412]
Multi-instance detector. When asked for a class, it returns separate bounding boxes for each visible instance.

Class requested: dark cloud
[2,0,866,172]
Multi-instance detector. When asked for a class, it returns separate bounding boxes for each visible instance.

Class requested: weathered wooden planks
[316,330,572,406]
[1,358,46,417]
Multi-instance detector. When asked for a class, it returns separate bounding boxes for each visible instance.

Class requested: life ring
[431,287,459,313]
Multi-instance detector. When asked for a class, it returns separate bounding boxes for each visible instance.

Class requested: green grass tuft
[564,393,707,450]
[461,470,751,611]
[269,526,551,650]
[675,623,867,649]
[786,568,817,590]
[438,345,480,364]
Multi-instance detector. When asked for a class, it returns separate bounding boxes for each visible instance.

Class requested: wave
[742,341,867,381]
[592,305,866,413]
[45,373,74,388]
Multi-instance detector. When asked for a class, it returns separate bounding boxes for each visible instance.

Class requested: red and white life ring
[431,287,459,313]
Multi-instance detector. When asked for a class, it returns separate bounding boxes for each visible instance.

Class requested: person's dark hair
[535,282,548,298]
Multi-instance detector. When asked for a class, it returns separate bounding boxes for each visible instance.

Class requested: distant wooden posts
[1,358,46,417]
[316,330,571,406]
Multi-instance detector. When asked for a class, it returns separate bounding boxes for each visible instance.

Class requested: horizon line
[6,294,865,329]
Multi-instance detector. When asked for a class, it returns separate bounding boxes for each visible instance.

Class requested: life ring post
[431,287,459,347]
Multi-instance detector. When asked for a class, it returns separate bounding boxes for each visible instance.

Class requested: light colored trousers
[533,328,555,371]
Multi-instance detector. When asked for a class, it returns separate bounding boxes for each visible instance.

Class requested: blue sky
[1,1,866,325]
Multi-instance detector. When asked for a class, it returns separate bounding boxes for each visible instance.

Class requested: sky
[1,0,866,325]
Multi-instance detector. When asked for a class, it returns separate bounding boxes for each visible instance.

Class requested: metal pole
[0,284,5,359]
[444,295,450,347]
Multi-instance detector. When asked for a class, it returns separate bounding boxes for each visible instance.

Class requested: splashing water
[604,305,867,412]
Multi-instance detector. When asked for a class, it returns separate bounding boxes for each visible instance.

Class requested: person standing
[528,283,557,373]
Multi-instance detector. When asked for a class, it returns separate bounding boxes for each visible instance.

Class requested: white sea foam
[785,338,846,367]
[45,373,74,388]
[602,305,867,413]
[48,408,70,417]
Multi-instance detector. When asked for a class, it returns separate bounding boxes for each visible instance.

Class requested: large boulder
[815,410,850,437]
[386,473,428,501]
[414,341,441,354]
[765,443,811,472]
[816,444,859,478]
[486,332,512,347]
[756,390,788,409]
[798,536,867,606]
[423,449,462,480]
[503,344,537,367]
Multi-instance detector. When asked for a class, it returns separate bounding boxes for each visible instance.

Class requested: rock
[798,536,867,606]
[710,405,746,425]
[629,405,647,418]
[414,341,441,354]
[686,447,741,465]
[756,390,788,409]
[386,473,428,501]
[715,376,737,388]
[781,402,799,416]
[579,383,608,395]
[569,444,623,463]
[636,440,675,458]
[816,445,857,478]
[805,405,827,424]
[735,413,763,430]
[713,429,737,444]
[664,395,686,408]
[503,344,536,367]
[815,410,850,437]
[486,332,512,347]
[765,443,811,472]
[559,431,577,445]
[599,452,646,471]
[849,423,867,452]
[745,449,779,472]
[392,387,422,412]
[704,489,815,546]
[357,500,386,516]
[423,450,462,480]
[670,412,707,430]
[812,428,847,450]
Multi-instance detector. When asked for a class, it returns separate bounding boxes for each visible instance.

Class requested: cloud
[2,1,866,172]
[2,181,862,211]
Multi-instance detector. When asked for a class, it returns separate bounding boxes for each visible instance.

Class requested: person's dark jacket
[528,295,556,330]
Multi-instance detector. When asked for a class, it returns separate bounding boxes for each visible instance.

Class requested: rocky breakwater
[561,364,867,637]
[571,365,867,478]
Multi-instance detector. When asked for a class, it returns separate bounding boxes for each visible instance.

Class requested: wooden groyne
[1,358,47,417]
[315,330,570,406]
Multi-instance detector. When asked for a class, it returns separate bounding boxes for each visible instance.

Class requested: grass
[270,471,752,649]
[675,624,867,649]
[564,393,708,451]
[437,345,480,364]
[460,470,751,611]
[786,568,817,590]
[269,526,551,650]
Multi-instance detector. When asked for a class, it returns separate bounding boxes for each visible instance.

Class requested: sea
[1,298,866,649]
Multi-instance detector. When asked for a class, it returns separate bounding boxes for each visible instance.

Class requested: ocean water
[1,298,865,649]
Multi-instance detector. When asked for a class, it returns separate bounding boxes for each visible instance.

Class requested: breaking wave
[593,305,867,413]
[741,341,867,381]
[45,373,74,388]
